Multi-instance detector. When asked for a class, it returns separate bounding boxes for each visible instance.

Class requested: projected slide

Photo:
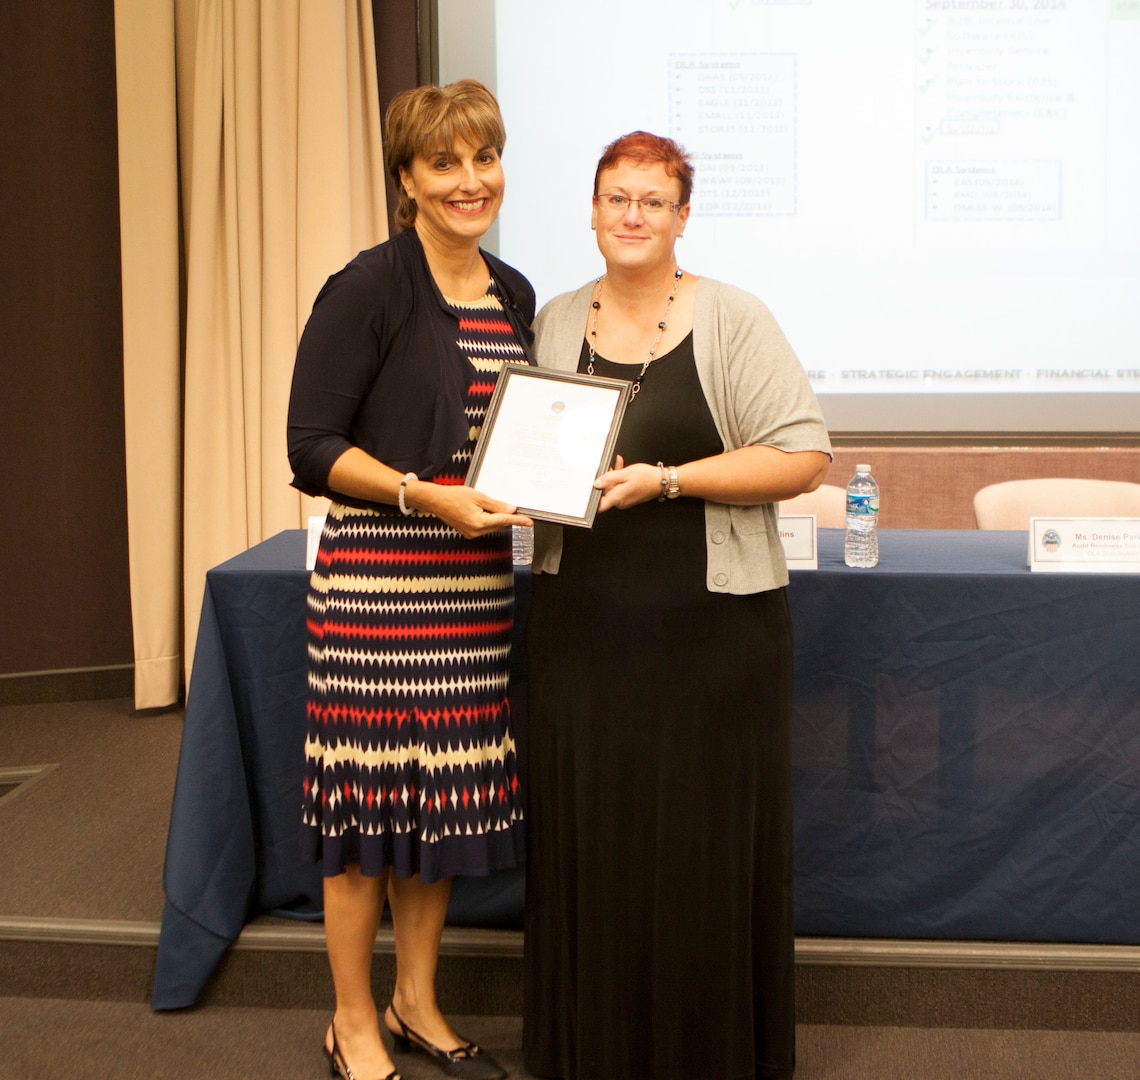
[440,0,1140,430]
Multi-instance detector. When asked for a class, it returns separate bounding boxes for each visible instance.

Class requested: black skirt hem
[301,822,526,884]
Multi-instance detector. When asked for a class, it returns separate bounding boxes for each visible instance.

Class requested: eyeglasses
[594,193,683,216]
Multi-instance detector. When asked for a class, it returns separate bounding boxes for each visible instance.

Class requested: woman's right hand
[326,448,532,538]
[407,479,533,538]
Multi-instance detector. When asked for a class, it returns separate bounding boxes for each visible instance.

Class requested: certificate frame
[465,363,631,527]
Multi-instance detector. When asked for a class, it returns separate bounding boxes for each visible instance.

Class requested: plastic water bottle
[844,464,880,568]
[511,524,534,566]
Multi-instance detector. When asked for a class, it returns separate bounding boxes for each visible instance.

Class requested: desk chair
[973,477,1140,530]
[779,483,847,528]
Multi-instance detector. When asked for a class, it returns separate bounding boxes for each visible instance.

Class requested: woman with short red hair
[523,131,831,1080]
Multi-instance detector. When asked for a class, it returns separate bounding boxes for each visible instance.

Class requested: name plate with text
[779,515,818,570]
[1029,517,1140,574]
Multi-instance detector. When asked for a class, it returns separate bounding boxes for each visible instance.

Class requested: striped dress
[301,284,526,882]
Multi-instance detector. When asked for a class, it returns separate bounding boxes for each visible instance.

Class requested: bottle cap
[856,463,871,472]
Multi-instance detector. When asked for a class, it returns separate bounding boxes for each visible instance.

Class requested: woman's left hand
[594,456,660,511]
[594,447,832,510]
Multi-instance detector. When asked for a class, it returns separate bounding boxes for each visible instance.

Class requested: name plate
[305,515,327,571]
[1029,517,1140,574]
[779,515,818,570]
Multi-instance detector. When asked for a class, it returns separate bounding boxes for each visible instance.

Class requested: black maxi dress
[523,334,797,1080]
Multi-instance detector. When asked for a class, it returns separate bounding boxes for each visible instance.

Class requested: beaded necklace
[587,267,684,402]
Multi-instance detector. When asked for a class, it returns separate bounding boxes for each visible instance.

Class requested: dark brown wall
[0,2,132,677]
[0,2,423,689]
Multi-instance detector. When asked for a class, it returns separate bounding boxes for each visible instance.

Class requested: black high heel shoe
[323,1021,401,1080]
[385,1002,506,1080]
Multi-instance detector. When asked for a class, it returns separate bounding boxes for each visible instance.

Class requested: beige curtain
[115,0,388,708]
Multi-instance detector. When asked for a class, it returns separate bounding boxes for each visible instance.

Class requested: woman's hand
[593,456,661,512]
[408,480,533,539]
[593,447,832,511]
[326,448,532,538]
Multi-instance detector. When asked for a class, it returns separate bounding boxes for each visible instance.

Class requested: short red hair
[593,131,694,206]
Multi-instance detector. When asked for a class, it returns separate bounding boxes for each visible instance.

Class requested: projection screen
[438,0,1140,433]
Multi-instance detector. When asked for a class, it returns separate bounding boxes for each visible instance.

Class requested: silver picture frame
[466,363,631,527]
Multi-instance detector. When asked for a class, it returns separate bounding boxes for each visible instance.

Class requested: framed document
[466,363,631,527]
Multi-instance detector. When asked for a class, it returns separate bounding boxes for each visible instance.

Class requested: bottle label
[847,494,879,516]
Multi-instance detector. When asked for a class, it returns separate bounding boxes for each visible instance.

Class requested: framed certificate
[466,363,631,527]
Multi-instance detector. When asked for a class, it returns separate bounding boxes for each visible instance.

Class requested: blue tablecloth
[152,529,1140,1008]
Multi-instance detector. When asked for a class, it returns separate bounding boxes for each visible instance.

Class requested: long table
[152,529,1140,1008]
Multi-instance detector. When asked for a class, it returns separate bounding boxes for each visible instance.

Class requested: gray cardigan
[532,276,832,594]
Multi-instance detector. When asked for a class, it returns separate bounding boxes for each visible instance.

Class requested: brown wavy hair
[384,79,507,230]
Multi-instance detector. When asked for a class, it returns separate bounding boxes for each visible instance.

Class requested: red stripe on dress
[458,316,513,334]
[321,619,513,641]
[330,548,507,568]
[410,701,508,727]
[309,701,509,730]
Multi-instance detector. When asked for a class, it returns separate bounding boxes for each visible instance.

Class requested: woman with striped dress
[287,80,532,1080]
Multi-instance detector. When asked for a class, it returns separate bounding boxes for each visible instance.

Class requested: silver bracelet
[398,472,417,516]
[656,461,669,502]
[665,466,681,500]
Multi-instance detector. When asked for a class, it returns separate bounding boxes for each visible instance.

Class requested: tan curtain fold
[114,0,183,709]
[116,1,388,707]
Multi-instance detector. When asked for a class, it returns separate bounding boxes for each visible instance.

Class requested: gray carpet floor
[0,699,177,923]
[2,1000,1139,1080]
[2,699,1138,1079]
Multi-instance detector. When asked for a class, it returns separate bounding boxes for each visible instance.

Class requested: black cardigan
[287,228,535,506]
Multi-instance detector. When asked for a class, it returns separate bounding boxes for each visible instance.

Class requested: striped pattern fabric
[301,286,526,882]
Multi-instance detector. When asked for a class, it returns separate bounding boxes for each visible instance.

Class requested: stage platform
[2,695,1138,1034]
